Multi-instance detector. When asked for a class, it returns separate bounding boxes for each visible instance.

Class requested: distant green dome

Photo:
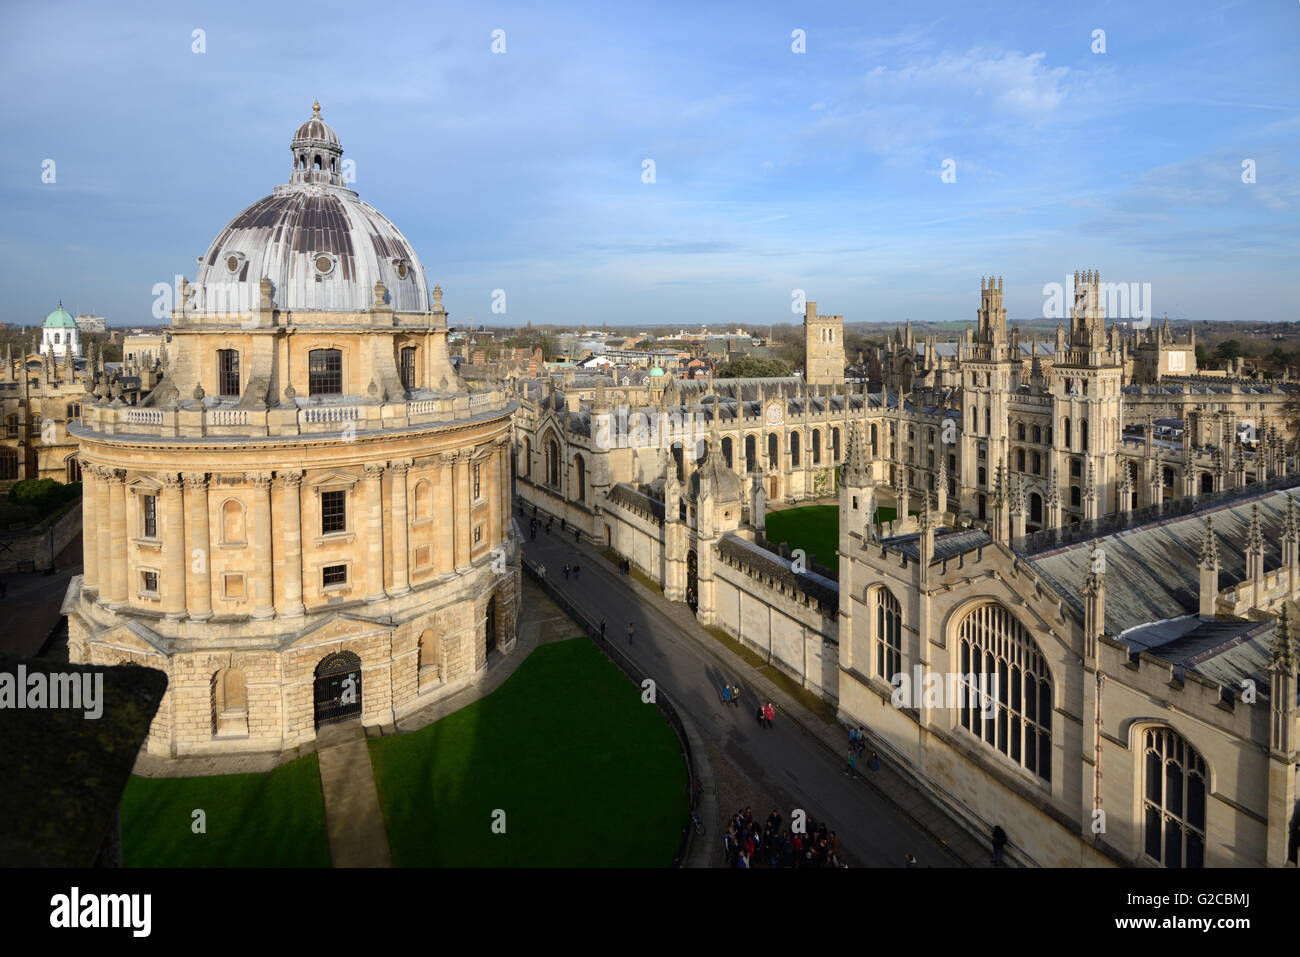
[648,366,666,377]
[43,302,76,329]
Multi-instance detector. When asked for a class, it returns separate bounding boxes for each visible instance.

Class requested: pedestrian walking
[856,728,867,758]
[628,621,634,644]
[764,702,775,727]
[756,704,766,728]
[573,564,580,580]
[730,684,740,709]
[991,825,1007,866]
[722,684,732,705]
[843,748,856,775]
[849,727,857,750]
[561,517,566,531]
[599,618,606,643]
[563,563,570,579]
[868,750,880,771]
[574,528,581,543]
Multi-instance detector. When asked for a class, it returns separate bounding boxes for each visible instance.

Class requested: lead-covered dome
[192,102,431,315]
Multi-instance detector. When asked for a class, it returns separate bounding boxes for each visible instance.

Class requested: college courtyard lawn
[763,503,907,572]
[368,637,688,867]
[120,753,330,867]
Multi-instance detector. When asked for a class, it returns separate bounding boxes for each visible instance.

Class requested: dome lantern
[290,100,344,187]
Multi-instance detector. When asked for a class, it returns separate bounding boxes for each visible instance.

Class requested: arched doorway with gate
[314,650,363,728]
[686,549,698,614]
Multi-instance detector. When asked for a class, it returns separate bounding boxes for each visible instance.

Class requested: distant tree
[1214,339,1242,363]
[715,355,791,379]
[1194,343,1210,368]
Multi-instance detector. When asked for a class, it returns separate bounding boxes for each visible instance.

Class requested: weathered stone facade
[62,105,521,757]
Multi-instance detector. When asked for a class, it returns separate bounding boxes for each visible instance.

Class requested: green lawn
[120,753,330,867]
[764,504,918,572]
[368,638,687,866]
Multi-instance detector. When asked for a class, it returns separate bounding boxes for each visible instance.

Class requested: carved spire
[842,420,872,486]
[1285,494,1298,545]
[1200,514,1219,567]
[1247,502,1264,556]
[1271,601,1298,673]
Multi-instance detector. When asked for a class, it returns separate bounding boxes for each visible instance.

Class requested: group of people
[723,807,847,869]
[843,727,879,775]
[562,562,581,580]
[720,683,774,727]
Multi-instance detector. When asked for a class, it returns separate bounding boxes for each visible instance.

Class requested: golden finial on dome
[312,98,321,116]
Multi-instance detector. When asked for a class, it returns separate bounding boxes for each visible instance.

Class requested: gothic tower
[804,301,845,386]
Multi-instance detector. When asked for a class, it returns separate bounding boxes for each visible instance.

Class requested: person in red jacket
[764,702,775,726]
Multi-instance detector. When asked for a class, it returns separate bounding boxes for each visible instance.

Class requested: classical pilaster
[389,460,411,596]
[453,452,471,571]
[251,472,275,620]
[183,472,212,620]
[436,454,455,576]
[81,460,98,594]
[106,468,127,604]
[280,471,305,617]
[484,449,501,553]
[364,463,386,601]
[497,439,511,545]
[162,474,187,620]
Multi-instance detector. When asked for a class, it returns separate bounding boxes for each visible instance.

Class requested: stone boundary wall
[1,500,82,573]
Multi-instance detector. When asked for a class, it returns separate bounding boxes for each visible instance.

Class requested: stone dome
[191,103,431,316]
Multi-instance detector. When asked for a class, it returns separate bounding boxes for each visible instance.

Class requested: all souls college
[36,104,1300,869]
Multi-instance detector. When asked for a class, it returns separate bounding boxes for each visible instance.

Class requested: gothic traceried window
[1143,728,1206,868]
[958,603,1053,784]
[875,587,902,681]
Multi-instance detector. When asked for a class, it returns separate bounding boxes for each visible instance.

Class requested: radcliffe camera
[0,0,1293,940]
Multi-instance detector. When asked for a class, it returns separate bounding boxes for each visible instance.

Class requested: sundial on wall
[765,399,784,426]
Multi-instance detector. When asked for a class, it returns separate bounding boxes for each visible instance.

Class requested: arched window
[1017,423,1025,441]
[573,453,586,503]
[744,434,756,471]
[1063,418,1072,449]
[413,480,431,519]
[722,436,733,469]
[399,346,417,389]
[767,433,778,469]
[1032,425,1042,443]
[1016,449,1026,472]
[1143,728,1206,868]
[1200,472,1212,494]
[221,499,246,544]
[957,603,1053,783]
[66,456,81,483]
[832,427,841,461]
[522,438,531,478]
[869,424,877,455]
[308,349,343,395]
[1080,418,1089,452]
[1032,452,1042,475]
[875,587,902,680]
[547,437,560,488]
[313,154,323,170]
[977,466,986,486]
[218,349,240,397]
[811,429,821,465]
[211,667,249,737]
[1163,467,1174,488]
[790,431,801,467]
[0,448,17,480]
[1070,485,1081,508]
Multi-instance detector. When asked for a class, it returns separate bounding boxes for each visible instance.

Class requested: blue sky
[1,0,1296,328]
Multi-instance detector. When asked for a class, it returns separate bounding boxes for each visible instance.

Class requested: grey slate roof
[1027,483,1293,636]
[717,534,838,607]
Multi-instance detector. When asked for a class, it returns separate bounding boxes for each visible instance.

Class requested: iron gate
[314,651,362,728]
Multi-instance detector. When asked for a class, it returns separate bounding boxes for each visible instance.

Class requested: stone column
[389,460,411,596]
[81,460,98,594]
[162,474,186,620]
[94,467,112,600]
[497,440,511,546]
[453,452,471,571]
[280,471,305,617]
[486,451,501,552]
[251,472,275,620]
[364,463,386,601]
[106,468,127,604]
[183,472,212,620]
[436,454,455,575]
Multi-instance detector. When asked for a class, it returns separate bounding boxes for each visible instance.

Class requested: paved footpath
[315,720,392,867]
[524,522,993,867]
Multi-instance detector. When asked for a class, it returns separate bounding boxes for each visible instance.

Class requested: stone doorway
[314,651,362,728]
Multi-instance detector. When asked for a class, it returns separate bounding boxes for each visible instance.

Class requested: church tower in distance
[803,300,845,386]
